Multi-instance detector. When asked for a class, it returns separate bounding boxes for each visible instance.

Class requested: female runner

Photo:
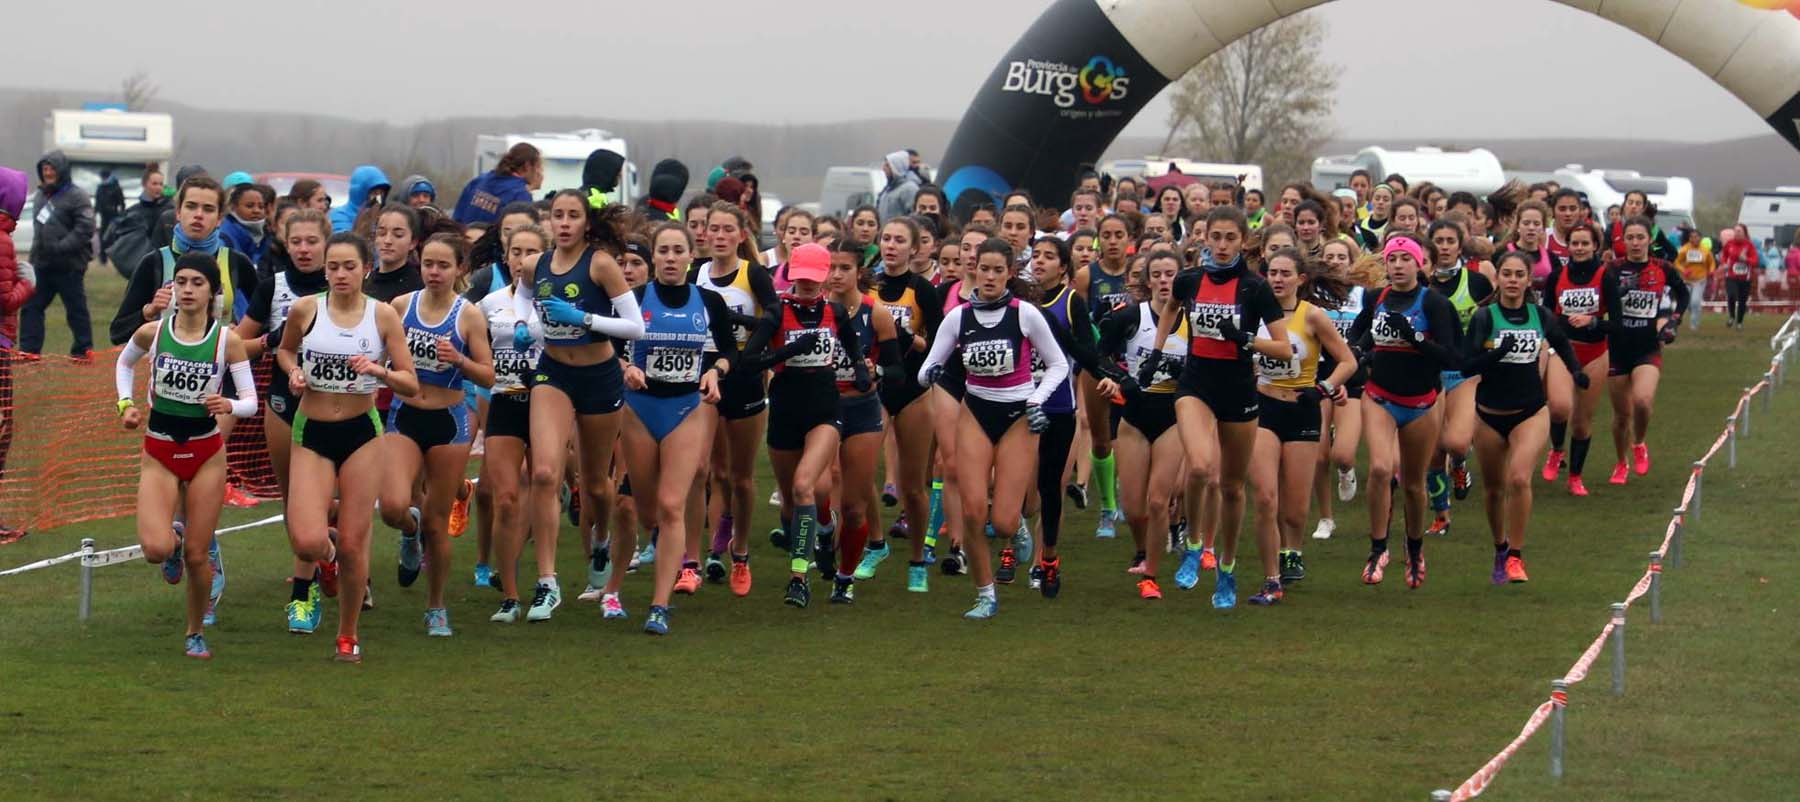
[1311,238,1367,539]
[1150,207,1290,609]
[377,233,494,636]
[521,192,643,622]
[1599,216,1688,484]
[919,238,1068,619]
[1346,233,1462,590]
[275,233,419,662]
[1423,219,1495,536]
[479,223,545,622]
[826,238,903,603]
[617,222,739,632]
[1463,250,1585,583]
[118,252,258,658]
[1072,213,1135,538]
[1539,222,1610,494]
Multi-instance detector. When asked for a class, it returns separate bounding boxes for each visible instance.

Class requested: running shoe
[704,553,727,584]
[1200,548,1218,571]
[577,585,603,603]
[222,483,259,508]
[1505,555,1529,584]
[995,548,1018,584]
[526,582,561,622]
[712,514,733,556]
[1174,547,1203,590]
[588,541,612,591]
[1405,557,1427,590]
[1168,517,1188,554]
[783,576,811,608]
[769,526,790,552]
[1012,522,1034,568]
[1138,577,1163,600]
[425,607,453,637]
[768,488,783,507]
[963,595,998,620]
[853,541,890,580]
[907,563,930,592]
[1542,449,1565,482]
[813,530,836,581]
[473,562,494,589]
[1568,475,1589,497]
[184,633,211,660]
[888,512,909,540]
[730,557,753,596]
[1451,458,1472,500]
[674,567,702,595]
[1312,517,1336,540]
[1278,552,1300,585]
[922,541,937,566]
[627,550,641,573]
[1288,552,1306,583]
[1492,550,1508,585]
[396,507,423,587]
[287,591,320,635]
[1066,481,1089,510]
[882,483,899,508]
[1632,443,1651,476]
[644,605,670,635]
[362,580,375,611]
[1609,461,1629,485]
[1427,515,1452,538]
[601,592,627,620]
[1247,579,1283,606]
[940,549,965,577]
[161,523,185,585]
[1211,569,1237,609]
[1126,559,1150,577]
[448,478,474,537]
[1337,466,1357,501]
[334,635,361,663]
[203,599,217,627]
[830,577,855,605]
[636,541,657,567]
[1040,559,1062,598]
[1095,508,1117,539]
[1361,553,1385,585]
[317,552,340,599]
[490,599,522,623]
[208,537,225,604]
[1028,564,1044,590]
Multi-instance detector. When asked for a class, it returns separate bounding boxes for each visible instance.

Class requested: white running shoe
[526,581,561,622]
[1337,467,1357,502]
[768,489,783,507]
[1312,517,1337,540]
[576,584,603,602]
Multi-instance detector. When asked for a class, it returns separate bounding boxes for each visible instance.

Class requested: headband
[1382,236,1426,265]
[623,241,651,262]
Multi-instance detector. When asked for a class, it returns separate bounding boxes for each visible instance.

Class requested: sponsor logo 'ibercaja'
[1001,56,1130,110]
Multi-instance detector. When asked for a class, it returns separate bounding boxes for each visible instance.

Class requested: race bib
[784,327,835,369]
[304,351,373,394]
[154,354,218,405]
[886,305,915,336]
[645,346,701,384]
[962,340,1016,377]
[1189,302,1235,340]
[1622,290,1658,319]
[406,328,449,374]
[1128,346,1177,386]
[1371,313,1413,348]
[492,347,535,393]
[1494,331,1543,365]
[1558,287,1600,316]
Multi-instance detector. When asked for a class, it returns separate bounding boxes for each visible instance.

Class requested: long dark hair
[469,201,540,268]
[973,237,1036,301]
[551,188,636,257]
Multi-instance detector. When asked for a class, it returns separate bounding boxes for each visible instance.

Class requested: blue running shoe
[1011,522,1034,571]
[853,540,890,581]
[208,537,225,602]
[1174,547,1203,590]
[907,563,929,593]
[397,507,423,587]
[424,607,453,637]
[1212,568,1238,609]
[184,633,211,660]
[922,543,937,565]
[637,541,657,566]
[287,584,321,634]
[472,562,494,589]
[984,523,997,539]
[161,522,186,585]
[1095,508,1117,539]
[1247,579,1283,606]
[963,595,998,620]
[644,604,670,635]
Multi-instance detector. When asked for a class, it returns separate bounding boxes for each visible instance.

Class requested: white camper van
[818,167,885,218]
[1553,166,1696,235]
[1101,158,1264,192]
[475,129,637,204]
[19,108,175,253]
[1311,147,1505,195]
[1736,187,1800,248]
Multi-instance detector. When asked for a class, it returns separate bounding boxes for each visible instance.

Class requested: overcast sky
[9,0,1776,144]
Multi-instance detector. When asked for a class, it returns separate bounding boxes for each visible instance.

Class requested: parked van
[1736,187,1800,248]
[1553,166,1696,236]
[1312,147,1505,195]
[1102,158,1264,192]
[819,167,884,218]
[475,129,637,204]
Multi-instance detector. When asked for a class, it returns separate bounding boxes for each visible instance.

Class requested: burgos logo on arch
[1002,56,1130,108]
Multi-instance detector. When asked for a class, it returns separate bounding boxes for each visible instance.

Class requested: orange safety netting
[0,348,279,534]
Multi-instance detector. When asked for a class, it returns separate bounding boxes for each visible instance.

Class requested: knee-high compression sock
[789,504,817,574]
[1427,469,1450,512]
[1093,452,1118,511]
[1569,437,1593,477]
[1550,421,1568,451]
[927,479,944,544]
[839,521,870,576]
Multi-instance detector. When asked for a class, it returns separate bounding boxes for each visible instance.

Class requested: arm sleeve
[583,290,646,339]
[918,307,963,383]
[914,276,945,341]
[700,289,740,370]
[1059,301,1125,382]
[1096,303,1137,359]
[1542,266,1562,310]
[1540,304,1582,377]
[228,360,259,418]
[1459,309,1503,378]
[1248,280,1284,327]
[115,339,147,400]
[748,265,780,311]
[109,254,161,345]
[1416,293,1463,369]
[737,306,786,370]
[1021,304,1070,406]
[1347,296,1376,351]
[246,280,275,327]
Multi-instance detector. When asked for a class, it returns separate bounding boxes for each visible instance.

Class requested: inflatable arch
[939,0,1800,212]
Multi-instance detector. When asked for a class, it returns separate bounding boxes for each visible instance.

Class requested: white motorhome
[1311,147,1505,195]
[1102,158,1263,192]
[1553,166,1696,235]
[475,129,637,204]
[818,167,884,218]
[1736,187,1800,248]
[19,108,175,252]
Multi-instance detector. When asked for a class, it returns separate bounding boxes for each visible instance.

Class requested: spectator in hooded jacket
[400,174,437,209]
[453,143,541,226]
[94,169,125,262]
[330,165,391,234]
[218,182,274,267]
[639,159,689,221]
[0,166,33,542]
[876,150,921,222]
[20,150,96,357]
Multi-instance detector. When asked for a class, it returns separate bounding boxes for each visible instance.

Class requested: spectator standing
[399,174,437,209]
[0,166,33,542]
[329,165,391,234]
[453,144,540,226]
[20,150,96,358]
[876,150,921,222]
[104,167,167,276]
[1786,239,1800,290]
[94,169,125,263]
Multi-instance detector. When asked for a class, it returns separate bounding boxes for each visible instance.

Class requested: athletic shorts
[767,377,840,451]
[880,377,931,416]
[838,392,884,438]
[965,394,1027,445]
[464,380,488,409]
[717,370,768,420]
[386,402,473,451]
[1571,339,1608,369]
[1478,402,1544,441]
[486,393,531,440]
[1608,348,1662,378]
[1177,359,1260,423]
[144,417,224,483]
[294,408,383,470]
[1365,383,1437,430]
[1121,393,1177,443]
[1440,370,1471,395]
[1257,394,1322,443]
[267,382,299,425]
[625,390,702,442]
[531,354,624,416]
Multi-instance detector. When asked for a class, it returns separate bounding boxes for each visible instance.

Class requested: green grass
[2,306,1796,801]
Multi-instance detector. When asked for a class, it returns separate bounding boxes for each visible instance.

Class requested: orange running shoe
[1199,548,1218,571]
[729,558,752,597]
[1405,557,1427,589]
[1137,577,1163,600]
[222,484,259,508]
[673,567,702,595]
[1426,514,1452,538]
[448,478,474,537]
[1504,555,1529,583]
[1632,443,1650,476]
[1568,476,1589,497]
[1542,449,1564,482]
[334,635,361,663]
[1609,461,1629,485]
[1361,553,1385,585]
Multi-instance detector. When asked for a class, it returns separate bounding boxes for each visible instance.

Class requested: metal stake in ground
[1690,461,1703,524]
[1670,509,1685,568]
[1610,603,1627,697]
[1741,392,1752,437]
[1763,373,1774,412]
[1550,679,1568,779]
[1649,552,1663,624]
[1727,414,1738,469]
[1431,791,1451,801]
[77,538,95,621]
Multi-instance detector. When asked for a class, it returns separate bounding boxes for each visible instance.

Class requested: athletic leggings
[1726,278,1751,325]
[1035,411,1079,549]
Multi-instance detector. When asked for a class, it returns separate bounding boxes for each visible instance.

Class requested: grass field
[2,274,1796,801]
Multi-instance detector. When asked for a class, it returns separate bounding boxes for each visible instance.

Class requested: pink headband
[1382,236,1425,265]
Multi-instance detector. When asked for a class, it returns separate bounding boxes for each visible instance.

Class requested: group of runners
[115,164,1689,661]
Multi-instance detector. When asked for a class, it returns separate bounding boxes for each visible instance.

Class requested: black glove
[921,363,944,386]
[1135,358,1160,390]
[790,331,822,353]
[1384,311,1421,343]
[1573,371,1591,390]
[1496,332,1521,355]
[1217,318,1253,349]
[1024,403,1050,434]
[1659,325,1677,345]
[1297,384,1324,405]
[1116,375,1141,398]
[851,360,872,393]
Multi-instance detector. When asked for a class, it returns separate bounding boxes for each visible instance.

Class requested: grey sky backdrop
[8,0,1775,143]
